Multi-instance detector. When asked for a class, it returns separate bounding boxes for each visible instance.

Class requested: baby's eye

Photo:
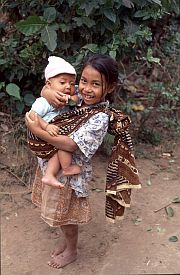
[60,81,65,85]
[70,82,75,86]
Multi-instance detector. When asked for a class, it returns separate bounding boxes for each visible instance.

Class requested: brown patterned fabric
[27,105,108,159]
[29,105,141,223]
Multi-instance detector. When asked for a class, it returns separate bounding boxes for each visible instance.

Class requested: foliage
[0,0,179,144]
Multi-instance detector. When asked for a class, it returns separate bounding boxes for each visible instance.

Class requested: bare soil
[1,129,180,275]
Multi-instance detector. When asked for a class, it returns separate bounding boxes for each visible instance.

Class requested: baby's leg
[57,150,81,176]
[42,153,64,188]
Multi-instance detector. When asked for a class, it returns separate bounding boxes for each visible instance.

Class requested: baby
[28,56,81,188]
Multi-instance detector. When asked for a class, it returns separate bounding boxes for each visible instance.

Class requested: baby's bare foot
[48,250,77,269]
[42,175,64,188]
[63,164,81,176]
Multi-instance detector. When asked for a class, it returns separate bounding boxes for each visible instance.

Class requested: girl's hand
[45,124,59,136]
[41,86,67,108]
[25,112,41,132]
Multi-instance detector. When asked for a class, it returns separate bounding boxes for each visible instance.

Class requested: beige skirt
[32,166,92,227]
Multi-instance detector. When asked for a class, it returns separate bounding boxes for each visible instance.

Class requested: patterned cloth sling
[27,104,141,222]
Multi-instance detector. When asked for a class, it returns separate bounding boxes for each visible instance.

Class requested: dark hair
[81,54,119,86]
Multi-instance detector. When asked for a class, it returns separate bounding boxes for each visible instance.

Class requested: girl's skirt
[32,166,92,227]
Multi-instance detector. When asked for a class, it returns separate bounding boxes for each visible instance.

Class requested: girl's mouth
[83,94,94,99]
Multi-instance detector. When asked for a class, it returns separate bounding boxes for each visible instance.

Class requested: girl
[25,54,141,269]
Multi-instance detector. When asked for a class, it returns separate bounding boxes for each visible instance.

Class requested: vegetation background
[0,0,179,146]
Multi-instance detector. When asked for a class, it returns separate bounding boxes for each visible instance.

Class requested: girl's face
[79,65,113,106]
[46,73,76,96]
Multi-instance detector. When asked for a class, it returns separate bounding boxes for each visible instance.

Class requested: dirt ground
[1,132,180,275]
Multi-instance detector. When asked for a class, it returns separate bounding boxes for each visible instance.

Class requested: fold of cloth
[105,108,141,222]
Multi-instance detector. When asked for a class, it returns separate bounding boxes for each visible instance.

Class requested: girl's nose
[84,84,92,92]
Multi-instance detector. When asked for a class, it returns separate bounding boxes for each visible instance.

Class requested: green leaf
[134,10,147,18]
[147,177,152,186]
[109,50,116,59]
[15,101,25,114]
[172,197,180,203]
[59,23,68,32]
[16,16,46,35]
[24,94,36,106]
[43,7,57,23]
[146,226,153,231]
[82,43,98,53]
[41,25,57,52]
[151,0,162,6]
[100,45,108,54]
[68,98,77,107]
[165,206,174,217]
[133,217,142,225]
[146,48,161,64]
[80,2,96,16]
[82,17,95,28]
[6,83,21,100]
[91,188,103,192]
[168,236,178,242]
[73,17,83,27]
[0,59,7,65]
[104,9,116,23]
[0,82,5,90]
[122,0,134,8]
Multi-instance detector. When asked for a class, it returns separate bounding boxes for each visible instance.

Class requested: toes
[48,260,59,268]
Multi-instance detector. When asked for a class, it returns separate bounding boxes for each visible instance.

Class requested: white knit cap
[45,56,76,80]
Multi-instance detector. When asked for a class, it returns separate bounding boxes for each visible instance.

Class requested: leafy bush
[0,0,179,144]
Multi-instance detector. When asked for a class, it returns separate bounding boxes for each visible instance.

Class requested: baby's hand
[45,124,59,136]
[57,92,70,104]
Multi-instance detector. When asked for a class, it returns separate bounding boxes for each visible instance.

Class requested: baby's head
[45,56,76,96]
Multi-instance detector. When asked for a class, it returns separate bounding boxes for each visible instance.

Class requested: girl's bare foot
[51,242,66,258]
[48,250,77,269]
[42,175,64,188]
[63,164,81,176]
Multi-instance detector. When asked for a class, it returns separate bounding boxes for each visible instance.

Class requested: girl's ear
[107,83,116,94]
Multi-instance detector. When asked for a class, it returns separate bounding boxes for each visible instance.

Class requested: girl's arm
[41,86,68,108]
[26,112,78,152]
[29,111,48,130]
[41,86,79,108]
[29,111,59,136]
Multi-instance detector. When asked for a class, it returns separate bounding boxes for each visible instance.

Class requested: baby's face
[48,73,76,96]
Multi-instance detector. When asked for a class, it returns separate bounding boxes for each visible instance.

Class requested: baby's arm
[26,112,78,153]
[29,111,59,136]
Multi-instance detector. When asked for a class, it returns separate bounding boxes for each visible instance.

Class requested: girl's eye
[80,78,87,83]
[93,82,101,87]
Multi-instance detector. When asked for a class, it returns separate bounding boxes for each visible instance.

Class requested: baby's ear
[45,80,51,88]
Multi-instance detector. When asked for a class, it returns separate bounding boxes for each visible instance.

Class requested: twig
[126,62,147,79]
[0,190,31,195]
[6,168,30,189]
[119,61,126,76]
[154,202,172,213]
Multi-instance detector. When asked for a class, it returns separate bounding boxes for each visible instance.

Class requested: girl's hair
[81,54,119,86]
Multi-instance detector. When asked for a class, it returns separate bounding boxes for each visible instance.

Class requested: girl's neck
[81,101,104,108]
